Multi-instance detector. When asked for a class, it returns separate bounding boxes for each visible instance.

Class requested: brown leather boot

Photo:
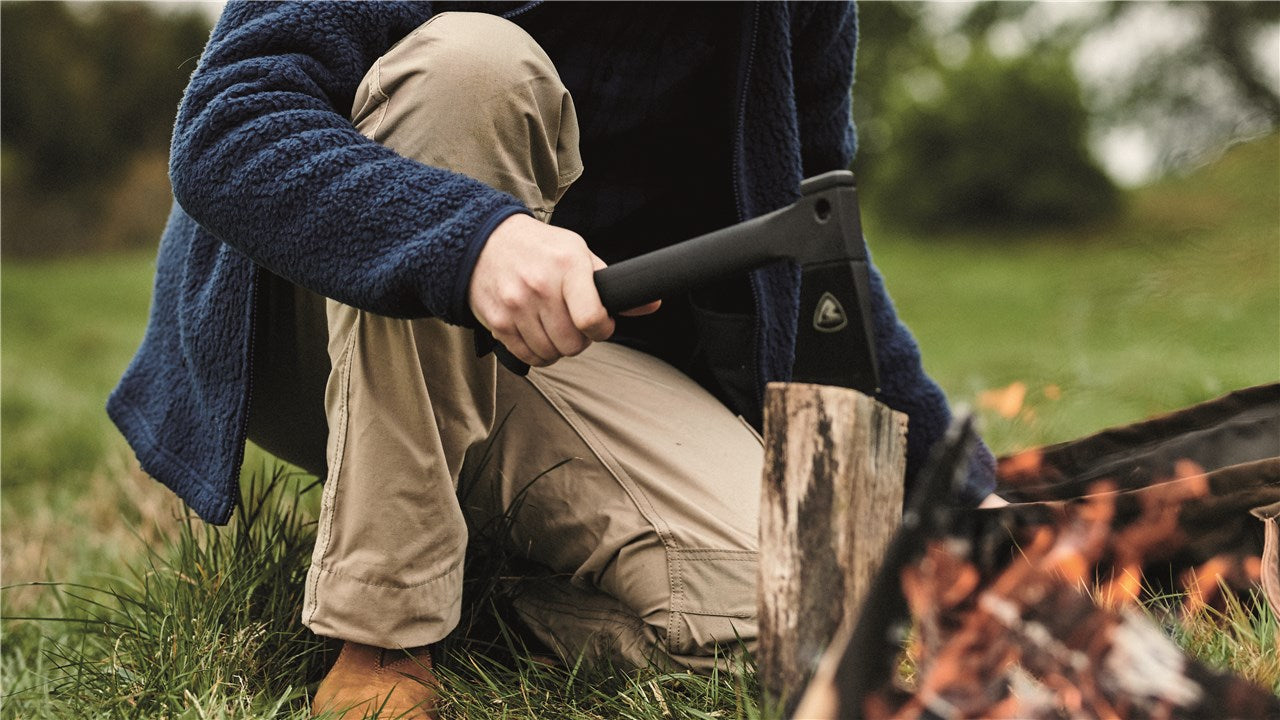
[312,642,439,719]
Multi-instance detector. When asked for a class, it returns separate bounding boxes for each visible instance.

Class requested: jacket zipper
[502,1,544,20]
[733,2,765,413]
[732,3,759,224]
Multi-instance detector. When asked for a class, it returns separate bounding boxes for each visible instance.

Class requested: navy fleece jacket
[108,0,996,524]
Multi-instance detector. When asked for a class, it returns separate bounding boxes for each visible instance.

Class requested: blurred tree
[853,3,1119,232]
[953,1,1279,175]
[3,2,1273,251]
[1087,1,1280,173]
[1,1,209,256]
[868,48,1118,231]
[1204,3,1280,122]
[852,1,1278,232]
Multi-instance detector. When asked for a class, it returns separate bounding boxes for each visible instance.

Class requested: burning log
[793,385,1280,719]
[885,487,1278,719]
[790,413,985,719]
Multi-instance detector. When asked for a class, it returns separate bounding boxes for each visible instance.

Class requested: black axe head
[785,171,880,393]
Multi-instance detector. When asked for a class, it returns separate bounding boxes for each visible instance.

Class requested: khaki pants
[253,13,763,670]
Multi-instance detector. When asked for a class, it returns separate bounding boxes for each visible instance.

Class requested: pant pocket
[666,547,757,656]
[689,296,760,427]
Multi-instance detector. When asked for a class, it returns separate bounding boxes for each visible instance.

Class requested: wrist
[449,205,532,327]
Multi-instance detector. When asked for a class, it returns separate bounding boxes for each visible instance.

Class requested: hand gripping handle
[491,210,783,375]
[494,171,873,391]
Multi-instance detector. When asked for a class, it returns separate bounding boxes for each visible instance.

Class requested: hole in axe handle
[813,198,832,222]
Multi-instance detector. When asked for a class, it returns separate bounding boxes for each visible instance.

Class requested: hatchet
[496,170,880,394]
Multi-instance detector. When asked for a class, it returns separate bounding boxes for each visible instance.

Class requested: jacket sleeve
[169,1,527,323]
[790,1,997,502]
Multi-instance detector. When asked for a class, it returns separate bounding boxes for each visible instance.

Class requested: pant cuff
[302,561,464,649]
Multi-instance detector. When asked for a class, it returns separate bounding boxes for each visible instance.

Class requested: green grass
[1,251,182,617]
[871,134,1279,454]
[2,135,1278,717]
[1,468,762,719]
[1,469,327,719]
[1,251,155,485]
[1167,587,1280,693]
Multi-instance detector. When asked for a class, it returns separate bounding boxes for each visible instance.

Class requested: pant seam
[368,57,391,141]
[671,548,757,561]
[305,315,360,627]
[313,557,463,591]
[677,608,755,619]
[522,372,686,653]
[557,164,584,184]
[670,554,687,652]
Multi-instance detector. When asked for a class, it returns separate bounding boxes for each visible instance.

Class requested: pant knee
[352,11,580,214]
[511,561,757,672]
[417,13,558,89]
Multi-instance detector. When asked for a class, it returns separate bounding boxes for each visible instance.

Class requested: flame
[979,381,1027,419]
[1098,568,1145,608]
[997,448,1046,487]
[871,450,1276,719]
[1182,556,1233,615]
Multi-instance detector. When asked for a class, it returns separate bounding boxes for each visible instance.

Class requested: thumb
[590,253,662,317]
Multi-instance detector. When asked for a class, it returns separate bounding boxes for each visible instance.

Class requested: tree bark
[757,382,908,712]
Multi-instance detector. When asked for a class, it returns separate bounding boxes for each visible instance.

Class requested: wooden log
[757,382,908,712]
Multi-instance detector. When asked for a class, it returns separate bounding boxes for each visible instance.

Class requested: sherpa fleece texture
[108,0,996,524]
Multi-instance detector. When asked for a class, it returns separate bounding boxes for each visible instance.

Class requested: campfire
[787,384,1280,718]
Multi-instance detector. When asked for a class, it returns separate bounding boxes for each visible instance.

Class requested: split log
[757,382,907,712]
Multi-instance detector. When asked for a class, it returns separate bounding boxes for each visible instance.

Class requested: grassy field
[1,134,1277,717]
[0,253,180,614]
[874,132,1280,452]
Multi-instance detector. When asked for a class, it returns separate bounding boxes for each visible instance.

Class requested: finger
[515,315,559,366]
[584,252,647,327]
[497,332,545,368]
[541,305,592,357]
[564,258,614,342]
[619,299,662,317]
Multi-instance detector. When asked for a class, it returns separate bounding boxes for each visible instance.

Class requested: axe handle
[593,212,785,313]
[493,214,782,376]
[593,170,858,312]
[493,213,785,375]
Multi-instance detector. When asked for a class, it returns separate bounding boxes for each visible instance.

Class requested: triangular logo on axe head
[813,291,848,333]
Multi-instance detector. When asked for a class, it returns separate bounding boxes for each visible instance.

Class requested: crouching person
[108,3,996,718]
